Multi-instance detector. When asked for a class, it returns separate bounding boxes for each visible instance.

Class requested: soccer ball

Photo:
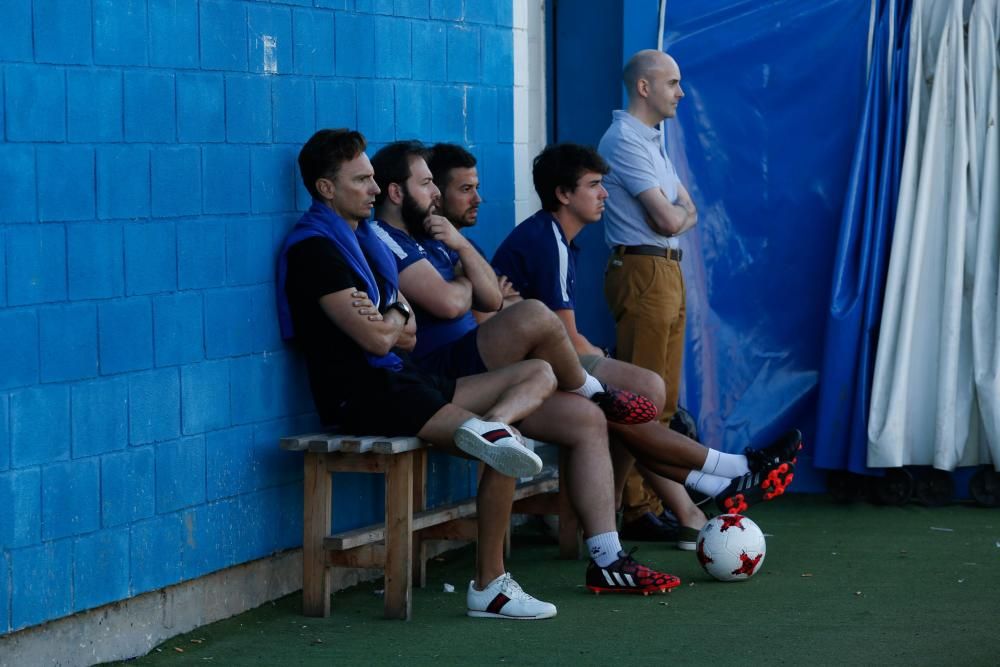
[696,514,766,582]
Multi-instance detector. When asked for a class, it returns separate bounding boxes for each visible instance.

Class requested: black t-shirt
[284,236,412,425]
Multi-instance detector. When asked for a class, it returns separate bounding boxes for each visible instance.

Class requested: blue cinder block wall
[0,0,515,634]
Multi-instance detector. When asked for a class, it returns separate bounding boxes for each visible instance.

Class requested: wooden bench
[280,432,580,620]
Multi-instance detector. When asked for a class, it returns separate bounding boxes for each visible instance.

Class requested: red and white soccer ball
[696,514,766,582]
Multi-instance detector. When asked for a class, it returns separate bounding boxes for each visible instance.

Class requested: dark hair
[298,128,367,200]
[532,143,609,212]
[370,140,430,208]
[427,143,477,191]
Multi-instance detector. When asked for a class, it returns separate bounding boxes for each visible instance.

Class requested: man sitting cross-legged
[277,128,563,619]
[369,140,680,596]
[491,143,801,521]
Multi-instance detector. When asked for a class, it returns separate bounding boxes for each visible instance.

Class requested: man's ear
[387,182,405,206]
[636,77,650,99]
[315,177,335,200]
[555,185,571,207]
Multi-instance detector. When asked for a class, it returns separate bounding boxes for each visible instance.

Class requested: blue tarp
[661,0,872,489]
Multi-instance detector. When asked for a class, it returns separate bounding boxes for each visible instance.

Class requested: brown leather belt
[613,245,683,262]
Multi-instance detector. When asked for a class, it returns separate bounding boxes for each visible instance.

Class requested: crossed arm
[637,181,698,237]
[319,288,417,356]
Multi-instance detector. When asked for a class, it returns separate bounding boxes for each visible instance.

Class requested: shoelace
[499,574,533,600]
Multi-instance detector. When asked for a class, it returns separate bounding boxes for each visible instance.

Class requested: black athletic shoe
[716,460,796,514]
[586,549,681,595]
[591,385,658,425]
[744,428,803,473]
[621,511,679,542]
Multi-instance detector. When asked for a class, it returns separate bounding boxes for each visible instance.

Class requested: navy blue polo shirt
[371,220,478,359]
[491,210,578,311]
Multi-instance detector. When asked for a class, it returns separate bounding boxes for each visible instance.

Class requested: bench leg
[411,448,428,588]
[384,451,414,620]
[558,447,581,559]
[302,452,332,616]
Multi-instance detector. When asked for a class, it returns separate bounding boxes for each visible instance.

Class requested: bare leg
[475,468,516,587]
[517,393,617,537]
[610,435,635,509]
[637,464,707,530]
[476,299,587,390]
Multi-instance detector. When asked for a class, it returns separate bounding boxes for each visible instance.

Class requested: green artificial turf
[112,496,1000,666]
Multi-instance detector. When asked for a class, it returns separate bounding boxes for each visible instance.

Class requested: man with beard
[369,140,683,596]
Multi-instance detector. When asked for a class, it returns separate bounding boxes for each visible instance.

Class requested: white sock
[585,531,623,568]
[684,470,732,498]
[700,448,750,478]
[569,373,605,399]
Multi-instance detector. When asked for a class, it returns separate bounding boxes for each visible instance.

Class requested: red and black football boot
[744,428,804,473]
[716,460,796,514]
[590,385,658,425]
[585,548,681,595]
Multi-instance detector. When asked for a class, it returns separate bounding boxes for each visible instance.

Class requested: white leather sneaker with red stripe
[466,573,557,620]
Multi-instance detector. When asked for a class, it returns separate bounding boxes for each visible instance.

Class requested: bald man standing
[599,50,704,543]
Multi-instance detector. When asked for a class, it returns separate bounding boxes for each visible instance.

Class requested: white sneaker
[453,419,543,478]
[466,573,557,620]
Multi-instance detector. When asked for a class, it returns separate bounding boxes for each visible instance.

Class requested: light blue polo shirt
[598,109,681,250]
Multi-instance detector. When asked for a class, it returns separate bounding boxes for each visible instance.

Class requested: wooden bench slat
[339,436,382,453]
[307,434,351,453]
[280,433,331,451]
[372,437,425,454]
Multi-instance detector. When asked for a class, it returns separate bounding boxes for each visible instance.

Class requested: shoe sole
[721,463,795,514]
[676,540,697,551]
[467,609,557,620]
[586,579,682,595]
[454,427,543,478]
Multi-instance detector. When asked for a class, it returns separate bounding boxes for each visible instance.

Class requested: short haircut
[532,143,609,212]
[298,128,367,200]
[427,143,477,191]
[370,140,430,208]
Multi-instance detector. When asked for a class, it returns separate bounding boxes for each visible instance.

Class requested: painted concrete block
[41,458,101,540]
[94,0,148,66]
[292,9,334,76]
[431,84,467,143]
[98,298,154,374]
[481,27,514,86]
[124,71,177,143]
[151,146,202,218]
[315,0,348,8]
[71,377,129,458]
[177,72,226,143]
[202,145,251,214]
[481,142,515,200]
[227,216,274,283]
[496,1,514,26]
[230,352,303,424]
[199,0,248,71]
[10,385,70,468]
[72,528,130,612]
[33,0,91,64]
[97,146,151,220]
[0,395,7,471]
[0,552,7,633]
[0,310,38,391]
[124,222,177,295]
[6,224,67,305]
[180,360,230,434]
[4,65,65,141]
[149,0,199,69]
[11,540,72,631]
[153,291,204,367]
[411,22,447,81]
[464,0,496,24]
[249,283,284,353]
[468,85,498,144]
[0,0,32,61]
[129,513,183,594]
[0,144,36,222]
[38,303,99,383]
[394,82,432,139]
[225,75,272,143]
[101,447,155,527]
[335,13,375,78]
[272,77,315,144]
[374,15,411,79]
[498,85,514,142]
[395,0,429,18]
[355,0,395,14]
[180,501,234,579]
[430,0,462,20]
[205,426,254,500]
[177,219,227,289]
[37,146,95,222]
[0,468,42,549]
[356,79,395,143]
[447,24,479,83]
[154,436,206,512]
[204,288,254,358]
[68,222,125,300]
[128,368,180,444]
[67,69,123,142]
[249,146,296,214]
[314,80,357,129]
[247,3,292,75]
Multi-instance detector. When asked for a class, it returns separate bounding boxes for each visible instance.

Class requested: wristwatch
[386,301,411,325]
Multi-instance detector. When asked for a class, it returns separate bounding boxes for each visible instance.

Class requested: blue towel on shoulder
[276,200,403,371]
